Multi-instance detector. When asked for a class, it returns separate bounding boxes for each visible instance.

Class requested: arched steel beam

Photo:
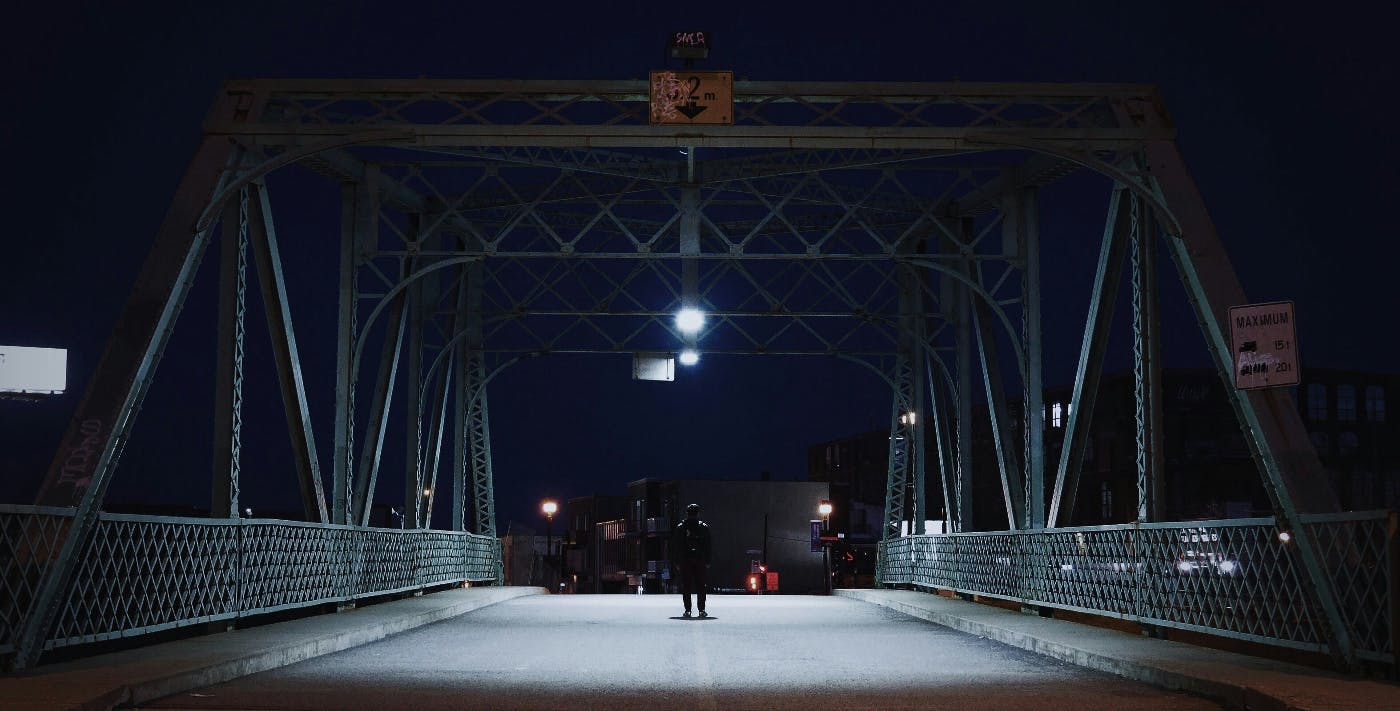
[195,130,415,233]
[964,135,1182,236]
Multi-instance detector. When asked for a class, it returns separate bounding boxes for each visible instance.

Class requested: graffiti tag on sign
[1228,301,1300,390]
[648,70,732,125]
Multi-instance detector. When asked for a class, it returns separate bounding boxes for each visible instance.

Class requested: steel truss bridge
[1,80,1393,671]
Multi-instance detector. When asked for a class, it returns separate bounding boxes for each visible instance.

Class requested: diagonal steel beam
[971,280,1027,530]
[1048,186,1131,528]
[248,182,329,523]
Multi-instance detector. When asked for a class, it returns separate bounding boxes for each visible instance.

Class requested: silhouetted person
[674,503,711,618]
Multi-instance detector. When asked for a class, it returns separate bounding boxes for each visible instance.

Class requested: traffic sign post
[649,70,733,125]
[1228,301,1299,389]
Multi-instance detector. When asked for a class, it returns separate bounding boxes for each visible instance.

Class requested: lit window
[1307,384,1328,420]
[1365,386,1385,422]
[1339,432,1358,456]
[1337,385,1357,422]
[1051,402,1064,428]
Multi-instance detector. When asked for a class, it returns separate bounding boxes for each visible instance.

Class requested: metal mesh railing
[878,512,1396,663]
[0,506,500,653]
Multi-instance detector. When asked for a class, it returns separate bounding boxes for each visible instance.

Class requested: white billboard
[0,345,67,394]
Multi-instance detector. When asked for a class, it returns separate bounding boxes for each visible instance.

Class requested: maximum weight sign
[1228,301,1300,390]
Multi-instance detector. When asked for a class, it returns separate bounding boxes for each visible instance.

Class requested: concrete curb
[837,589,1295,711]
[117,587,543,710]
[1,586,544,711]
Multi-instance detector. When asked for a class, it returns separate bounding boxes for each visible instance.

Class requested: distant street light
[678,348,700,366]
[818,499,834,595]
[675,307,705,334]
[542,500,558,566]
[899,411,917,425]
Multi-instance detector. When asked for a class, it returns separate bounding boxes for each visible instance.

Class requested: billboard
[0,345,67,394]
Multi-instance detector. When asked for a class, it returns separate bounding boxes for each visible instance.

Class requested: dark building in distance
[810,368,1398,533]
[562,478,831,595]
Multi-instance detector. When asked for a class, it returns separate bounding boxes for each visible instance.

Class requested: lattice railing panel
[0,508,500,654]
[878,512,1396,662]
[1306,513,1395,658]
[241,522,351,610]
[0,506,75,654]
[54,516,241,644]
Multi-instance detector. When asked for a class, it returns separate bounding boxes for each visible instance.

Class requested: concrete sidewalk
[839,588,1398,711]
[0,586,542,711]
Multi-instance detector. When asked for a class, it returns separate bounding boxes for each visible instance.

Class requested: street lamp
[542,500,558,557]
[675,307,705,334]
[818,499,834,595]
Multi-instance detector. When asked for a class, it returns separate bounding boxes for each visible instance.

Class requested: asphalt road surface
[144,594,1223,710]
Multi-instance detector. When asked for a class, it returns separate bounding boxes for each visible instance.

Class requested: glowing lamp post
[542,500,558,558]
[818,499,834,595]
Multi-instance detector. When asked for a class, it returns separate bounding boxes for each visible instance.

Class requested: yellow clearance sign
[1228,301,1300,389]
[649,70,733,125]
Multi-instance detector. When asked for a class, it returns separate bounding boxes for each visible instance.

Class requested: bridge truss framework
[8,79,1372,669]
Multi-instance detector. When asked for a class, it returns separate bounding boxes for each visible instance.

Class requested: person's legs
[680,562,694,613]
[695,562,707,613]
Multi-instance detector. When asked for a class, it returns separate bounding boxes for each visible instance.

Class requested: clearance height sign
[1228,301,1299,390]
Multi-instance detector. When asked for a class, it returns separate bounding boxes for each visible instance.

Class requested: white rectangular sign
[632,353,675,382]
[1228,301,1299,390]
[0,345,67,394]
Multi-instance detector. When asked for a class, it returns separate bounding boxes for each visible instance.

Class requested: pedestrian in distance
[673,503,711,618]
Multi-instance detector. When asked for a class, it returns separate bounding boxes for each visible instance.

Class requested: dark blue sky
[2,2,1396,531]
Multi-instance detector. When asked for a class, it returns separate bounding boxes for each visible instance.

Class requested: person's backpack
[682,521,706,558]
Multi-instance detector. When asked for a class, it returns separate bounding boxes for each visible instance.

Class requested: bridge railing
[877,511,1397,664]
[0,505,500,656]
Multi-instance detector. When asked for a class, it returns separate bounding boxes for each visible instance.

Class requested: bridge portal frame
[14,79,1351,669]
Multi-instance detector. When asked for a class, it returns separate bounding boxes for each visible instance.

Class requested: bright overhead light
[676,307,705,334]
[678,349,700,366]
[542,500,558,516]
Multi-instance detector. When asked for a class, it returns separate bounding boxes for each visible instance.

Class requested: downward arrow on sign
[677,102,707,120]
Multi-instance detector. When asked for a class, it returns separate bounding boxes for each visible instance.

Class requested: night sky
[2,2,1396,533]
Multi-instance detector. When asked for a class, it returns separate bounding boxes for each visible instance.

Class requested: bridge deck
[2,588,1391,710]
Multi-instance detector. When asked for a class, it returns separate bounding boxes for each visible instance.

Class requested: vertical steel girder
[946,221,975,532]
[881,352,916,541]
[463,262,498,538]
[1131,194,1166,522]
[1009,188,1046,529]
[1143,140,1353,668]
[212,187,249,518]
[247,182,329,523]
[880,241,931,542]
[334,172,377,524]
[1049,186,1132,528]
[403,226,429,528]
[451,269,471,533]
[18,132,240,669]
[902,264,929,534]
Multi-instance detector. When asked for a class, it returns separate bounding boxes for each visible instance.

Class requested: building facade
[809,367,1399,533]
[564,478,832,595]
